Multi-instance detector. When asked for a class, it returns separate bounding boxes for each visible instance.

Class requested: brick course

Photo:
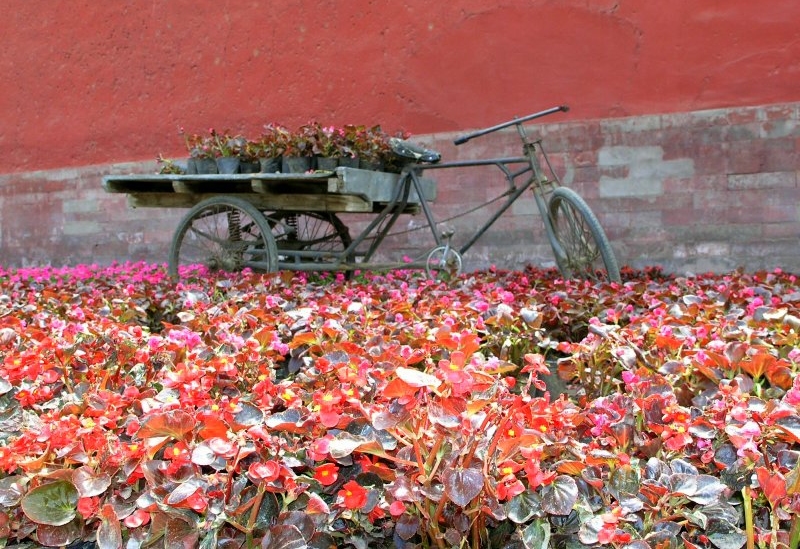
[1,103,798,275]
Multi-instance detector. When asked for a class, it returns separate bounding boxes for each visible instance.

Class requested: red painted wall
[2,0,798,174]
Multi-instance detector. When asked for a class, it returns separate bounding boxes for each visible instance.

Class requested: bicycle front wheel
[425,246,463,281]
[547,187,620,283]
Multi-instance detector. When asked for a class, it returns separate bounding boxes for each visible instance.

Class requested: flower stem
[463,409,497,467]
[789,513,800,549]
[424,436,444,476]
[741,487,754,549]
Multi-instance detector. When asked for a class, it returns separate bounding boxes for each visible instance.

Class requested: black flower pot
[259,156,281,173]
[195,157,218,174]
[282,156,313,174]
[216,157,241,174]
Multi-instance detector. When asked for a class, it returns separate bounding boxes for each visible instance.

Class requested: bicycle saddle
[389,137,441,163]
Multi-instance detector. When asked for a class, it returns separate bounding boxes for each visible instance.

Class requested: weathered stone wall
[2,103,797,275]
[2,0,799,174]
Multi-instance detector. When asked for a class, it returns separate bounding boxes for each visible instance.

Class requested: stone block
[63,221,102,236]
[601,114,662,135]
[727,172,796,190]
[598,146,665,166]
[62,199,100,214]
[600,177,663,198]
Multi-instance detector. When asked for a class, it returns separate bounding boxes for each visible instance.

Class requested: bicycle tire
[168,196,278,277]
[425,246,463,281]
[547,187,621,283]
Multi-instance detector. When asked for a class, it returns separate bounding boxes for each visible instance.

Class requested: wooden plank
[104,172,330,192]
[251,178,332,195]
[125,192,372,212]
[172,180,253,194]
[103,178,175,193]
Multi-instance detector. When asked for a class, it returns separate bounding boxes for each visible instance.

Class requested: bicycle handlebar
[453,105,569,145]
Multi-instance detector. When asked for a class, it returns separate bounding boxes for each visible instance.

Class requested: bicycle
[407,105,621,283]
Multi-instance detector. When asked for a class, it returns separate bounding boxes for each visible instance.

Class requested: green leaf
[199,530,218,549]
[707,526,747,549]
[20,480,79,526]
[0,475,26,507]
[265,409,302,430]
[72,466,112,498]
[254,492,281,531]
[262,524,307,549]
[97,505,122,549]
[540,475,578,515]
[35,519,81,547]
[682,508,708,529]
[608,464,640,500]
[276,511,315,542]
[521,519,550,549]
[577,515,603,545]
[443,466,483,508]
[506,490,541,524]
[191,441,217,466]
[689,475,727,505]
[166,479,202,505]
[165,517,200,549]
[232,402,264,429]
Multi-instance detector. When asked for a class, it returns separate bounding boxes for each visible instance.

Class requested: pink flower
[784,375,800,406]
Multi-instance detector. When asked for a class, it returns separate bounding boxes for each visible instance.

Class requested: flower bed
[0,264,798,548]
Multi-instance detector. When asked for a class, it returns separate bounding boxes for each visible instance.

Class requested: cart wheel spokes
[547,187,620,283]
[425,246,463,281]
[268,212,352,264]
[169,196,277,277]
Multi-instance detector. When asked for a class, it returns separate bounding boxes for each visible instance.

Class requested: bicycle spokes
[547,188,620,282]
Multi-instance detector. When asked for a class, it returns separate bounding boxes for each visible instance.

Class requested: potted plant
[312,124,346,170]
[256,123,290,173]
[339,124,363,168]
[156,154,184,174]
[356,125,392,171]
[210,129,247,174]
[282,123,316,173]
[181,128,217,174]
[237,141,258,173]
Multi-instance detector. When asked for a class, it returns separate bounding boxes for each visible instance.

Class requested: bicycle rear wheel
[547,187,621,283]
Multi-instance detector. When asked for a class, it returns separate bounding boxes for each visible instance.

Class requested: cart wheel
[425,246,463,281]
[547,187,621,283]
[267,212,353,265]
[168,196,278,277]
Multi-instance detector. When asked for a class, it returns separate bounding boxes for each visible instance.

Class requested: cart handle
[453,105,569,145]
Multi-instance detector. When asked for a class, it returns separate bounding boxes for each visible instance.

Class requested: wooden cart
[104,106,623,282]
[103,167,438,276]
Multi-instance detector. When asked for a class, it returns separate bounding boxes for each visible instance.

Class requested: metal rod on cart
[357,172,414,261]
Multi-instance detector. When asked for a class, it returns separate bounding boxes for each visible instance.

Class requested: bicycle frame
[401,105,570,261]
